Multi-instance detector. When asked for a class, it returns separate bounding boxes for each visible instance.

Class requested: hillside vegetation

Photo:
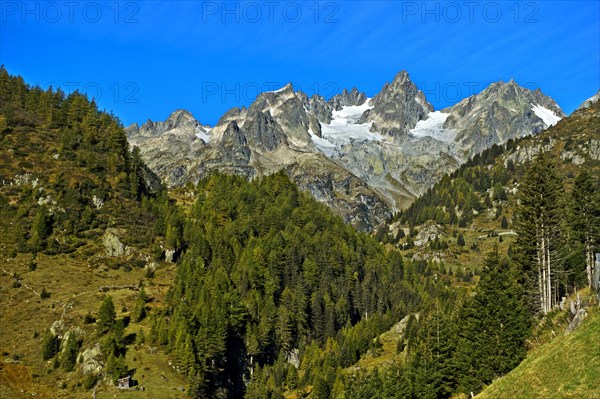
[388,101,600,277]
[0,67,187,398]
[1,68,598,399]
[477,305,600,399]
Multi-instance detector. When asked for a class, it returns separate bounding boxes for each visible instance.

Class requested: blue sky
[1,1,598,126]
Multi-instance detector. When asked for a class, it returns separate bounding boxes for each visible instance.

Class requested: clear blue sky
[1,1,598,126]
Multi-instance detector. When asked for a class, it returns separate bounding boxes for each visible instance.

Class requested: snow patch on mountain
[320,100,382,147]
[409,111,457,143]
[531,104,561,127]
[308,128,336,157]
[266,85,289,94]
[195,127,212,143]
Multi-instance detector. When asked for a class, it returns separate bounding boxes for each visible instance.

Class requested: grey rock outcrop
[285,155,392,230]
[78,344,103,375]
[102,228,128,257]
[576,89,600,111]
[164,249,176,263]
[307,94,333,128]
[565,308,587,334]
[243,111,288,152]
[414,223,443,247]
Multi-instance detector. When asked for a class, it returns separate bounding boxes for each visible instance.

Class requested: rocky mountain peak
[165,109,199,127]
[260,83,295,101]
[360,69,432,137]
[126,109,208,145]
[248,83,299,116]
[329,87,368,110]
[443,79,565,155]
[471,80,564,117]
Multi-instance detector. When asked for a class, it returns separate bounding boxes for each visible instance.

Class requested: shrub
[83,374,99,390]
[40,288,51,299]
[84,312,96,324]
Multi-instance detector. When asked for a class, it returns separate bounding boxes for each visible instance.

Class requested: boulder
[565,308,588,334]
[102,228,128,257]
[78,343,103,375]
[165,249,176,263]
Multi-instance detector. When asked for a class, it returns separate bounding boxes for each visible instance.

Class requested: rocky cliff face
[127,71,564,231]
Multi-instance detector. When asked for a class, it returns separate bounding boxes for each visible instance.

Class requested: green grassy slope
[477,308,600,399]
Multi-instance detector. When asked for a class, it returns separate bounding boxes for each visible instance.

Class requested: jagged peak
[329,86,368,109]
[309,93,327,102]
[391,69,410,84]
[375,70,420,96]
[168,108,194,118]
[486,79,534,93]
[166,109,198,125]
[264,82,294,95]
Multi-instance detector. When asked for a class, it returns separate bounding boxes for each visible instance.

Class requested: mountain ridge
[127,71,565,231]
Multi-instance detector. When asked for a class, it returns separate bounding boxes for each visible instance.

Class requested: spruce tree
[132,287,148,322]
[97,295,116,335]
[105,353,128,383]
[29,205,51,251]
[42,329,59,360]
[455,249,531,395]
[571,170,600,290]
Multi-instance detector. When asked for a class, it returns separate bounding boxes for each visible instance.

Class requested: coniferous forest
[1,67,599,399]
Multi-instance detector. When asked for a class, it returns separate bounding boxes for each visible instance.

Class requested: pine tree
[29,205,51,251]
[457,233,465,247]
[97,295,116,335]
[42,329,59,360]
[132,286,148,322]
[105,353,128,383]
[515,153,564,314]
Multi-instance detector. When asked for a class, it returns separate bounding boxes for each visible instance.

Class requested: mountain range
[126,71,565,230]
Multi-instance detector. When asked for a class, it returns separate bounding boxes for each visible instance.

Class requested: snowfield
[319,100,383,150]
[531,104,561,127]
[409,111,457,143]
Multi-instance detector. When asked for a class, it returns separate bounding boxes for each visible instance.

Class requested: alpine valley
[127,71,565,231]
[1,66,599,399]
